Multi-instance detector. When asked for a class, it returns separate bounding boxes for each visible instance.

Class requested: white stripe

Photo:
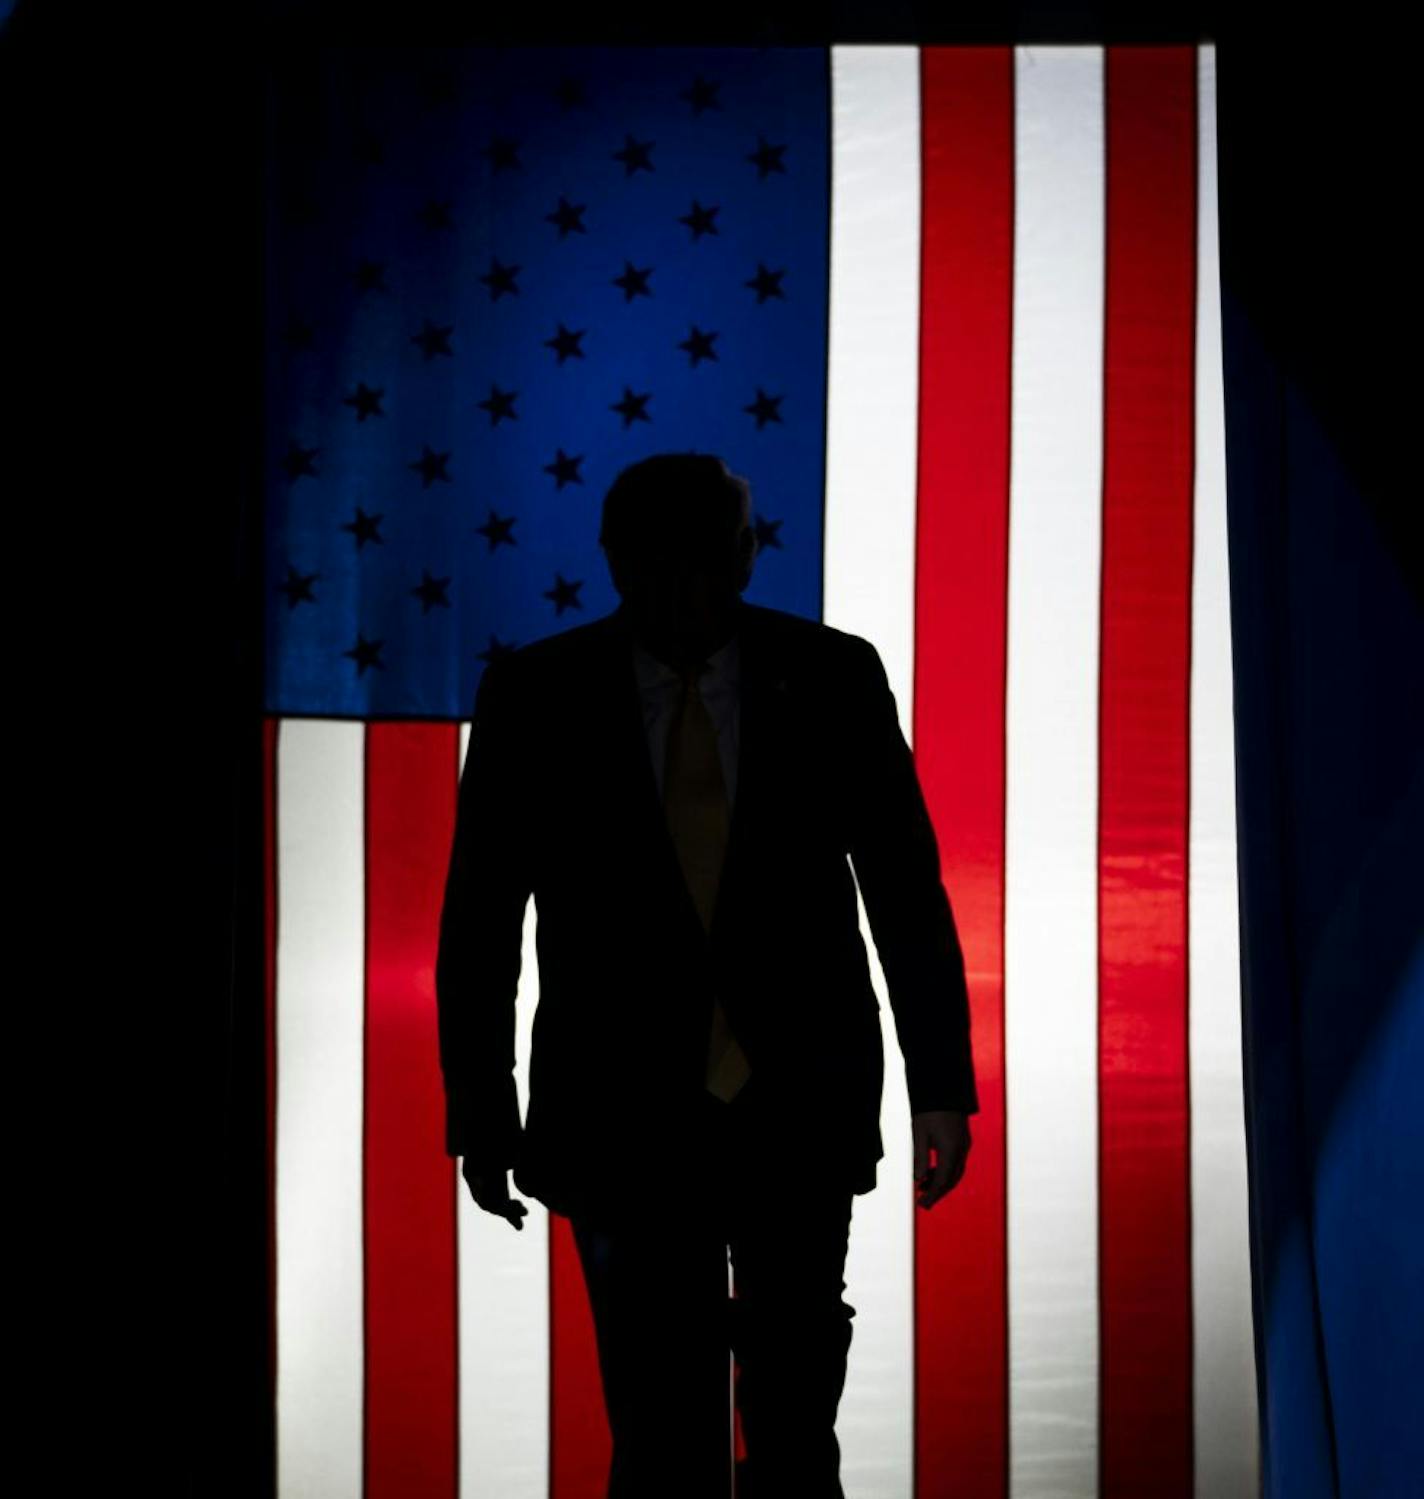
[275,721,366,1498]
[822,42,923,1499]
[1190,43,1261,1499]
[1004,45,1105,1499]
[456,721,551,1499]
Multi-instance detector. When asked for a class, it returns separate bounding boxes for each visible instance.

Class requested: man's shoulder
[741,601,880,673]
[482,602,877,693]
[738,601,862,648]
[480,612,616,686]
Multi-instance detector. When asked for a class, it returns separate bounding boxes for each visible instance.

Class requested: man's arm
[844,636,979,1117]
[435,654,533,1166]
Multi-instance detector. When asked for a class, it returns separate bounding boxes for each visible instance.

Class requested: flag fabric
[263,43,1257,1498]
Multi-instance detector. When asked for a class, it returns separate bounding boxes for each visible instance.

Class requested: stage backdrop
[262,44,1257,1498]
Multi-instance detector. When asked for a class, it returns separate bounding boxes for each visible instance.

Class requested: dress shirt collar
[631,626,740,696]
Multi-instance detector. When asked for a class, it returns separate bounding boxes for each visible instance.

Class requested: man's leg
[569,1107,736,1499]
[726,1095,857,1499]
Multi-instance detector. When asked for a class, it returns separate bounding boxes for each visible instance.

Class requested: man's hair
[599,452,752,556]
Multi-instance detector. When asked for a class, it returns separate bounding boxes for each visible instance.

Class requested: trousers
[570,1073,857,1499]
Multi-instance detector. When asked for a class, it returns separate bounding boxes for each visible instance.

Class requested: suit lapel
[713,603,778,940]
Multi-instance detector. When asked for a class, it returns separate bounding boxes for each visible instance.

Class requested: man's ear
[604,545,629,598]
[736,529,758,591]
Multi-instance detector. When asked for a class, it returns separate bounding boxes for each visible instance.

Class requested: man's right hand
[461,1160,528,1231]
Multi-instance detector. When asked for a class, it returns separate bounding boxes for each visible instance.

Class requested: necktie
[662,662,751,1103]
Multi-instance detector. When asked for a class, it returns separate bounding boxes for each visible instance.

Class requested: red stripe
[734,1347,746,1470]
[1098,46,1197,1498]
[915,46,1014,1499]
[552,1214,610,1499]
[364,724,460,1497]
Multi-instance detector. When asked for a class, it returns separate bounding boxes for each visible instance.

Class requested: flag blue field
[265,48,828,718]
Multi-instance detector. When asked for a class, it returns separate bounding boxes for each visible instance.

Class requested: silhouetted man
[436,452,978,1499]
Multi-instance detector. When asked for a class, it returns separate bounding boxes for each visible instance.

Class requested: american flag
[263,43,1257,1498]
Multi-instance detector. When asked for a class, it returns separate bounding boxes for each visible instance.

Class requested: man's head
[599,452,758,665]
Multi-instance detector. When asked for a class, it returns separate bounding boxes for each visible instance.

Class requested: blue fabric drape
[1218,32,1424,1499]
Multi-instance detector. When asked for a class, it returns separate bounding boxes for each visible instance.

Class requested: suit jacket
[435,598,979,1222]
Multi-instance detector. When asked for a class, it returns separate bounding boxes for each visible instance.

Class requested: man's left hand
[911,1110,972,1209]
